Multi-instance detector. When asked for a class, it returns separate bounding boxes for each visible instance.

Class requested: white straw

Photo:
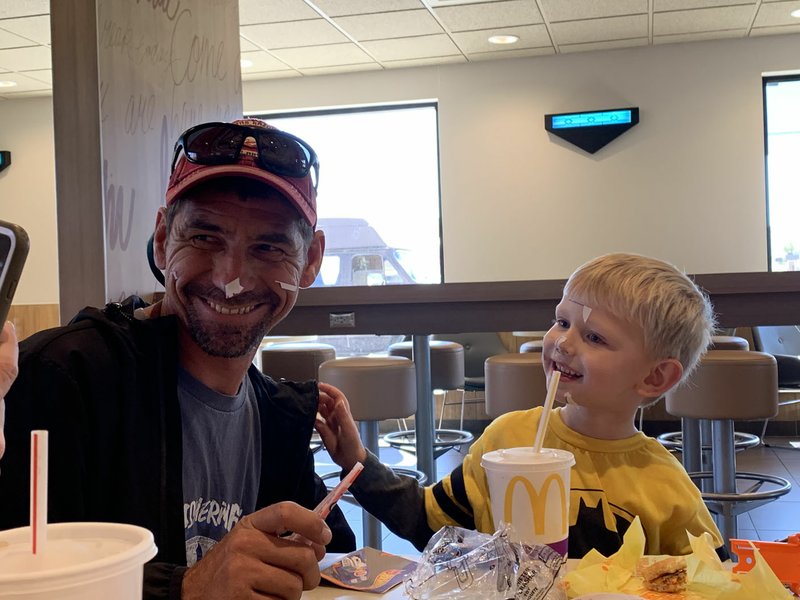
[30,430,48,555]
[533,371,560,453]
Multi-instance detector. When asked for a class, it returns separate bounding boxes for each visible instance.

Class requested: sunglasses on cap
[170,121,319,190]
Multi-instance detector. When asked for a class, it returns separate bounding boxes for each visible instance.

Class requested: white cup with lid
[0,522,157,600]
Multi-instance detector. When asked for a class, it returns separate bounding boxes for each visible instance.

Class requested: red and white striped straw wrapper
[30,430,48,555]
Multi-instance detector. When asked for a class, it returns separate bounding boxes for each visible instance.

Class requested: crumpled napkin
[561,517,793,599]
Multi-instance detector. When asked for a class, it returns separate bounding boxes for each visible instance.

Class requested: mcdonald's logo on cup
[482,447,575,556]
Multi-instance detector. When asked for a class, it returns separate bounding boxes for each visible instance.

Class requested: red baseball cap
[166,118,317,227]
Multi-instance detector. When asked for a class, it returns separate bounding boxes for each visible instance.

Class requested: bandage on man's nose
[225,278,244,298]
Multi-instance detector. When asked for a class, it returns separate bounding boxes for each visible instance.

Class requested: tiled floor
[315,436,800,554]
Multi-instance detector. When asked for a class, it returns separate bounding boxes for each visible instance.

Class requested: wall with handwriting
[97,0,242,301]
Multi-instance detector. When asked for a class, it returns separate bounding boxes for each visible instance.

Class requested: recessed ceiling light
[240,58,253,69]
[791,8,800,17]
[488,34,519,45]
[0,81,17,88]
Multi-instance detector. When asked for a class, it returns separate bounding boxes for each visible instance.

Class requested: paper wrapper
[562,517,793,599]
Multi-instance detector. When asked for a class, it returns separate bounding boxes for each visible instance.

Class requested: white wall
[0,96,58,304]
[3,33,800,304]
[244,33,800,282]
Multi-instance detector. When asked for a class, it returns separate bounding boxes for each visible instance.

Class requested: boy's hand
[316,382,367,471]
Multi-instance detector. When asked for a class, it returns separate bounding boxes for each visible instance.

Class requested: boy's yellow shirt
[424,406,723,557]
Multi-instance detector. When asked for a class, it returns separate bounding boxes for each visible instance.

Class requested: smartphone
[0,220,29,324]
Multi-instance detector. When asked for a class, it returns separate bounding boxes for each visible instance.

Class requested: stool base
[383,429,475,459]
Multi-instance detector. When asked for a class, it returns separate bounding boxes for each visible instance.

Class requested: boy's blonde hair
[563,253,716,386]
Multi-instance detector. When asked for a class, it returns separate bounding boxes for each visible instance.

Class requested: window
[764,76,800,271]
[256,104,443,286]
[255,104,443,356]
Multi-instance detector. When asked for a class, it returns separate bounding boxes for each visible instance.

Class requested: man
[0,320,18,459]
[0,118,355,600]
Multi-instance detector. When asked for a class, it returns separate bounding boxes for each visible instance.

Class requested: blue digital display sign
[550,109,632,129]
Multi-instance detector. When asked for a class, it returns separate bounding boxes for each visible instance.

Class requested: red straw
[30,430,48,555]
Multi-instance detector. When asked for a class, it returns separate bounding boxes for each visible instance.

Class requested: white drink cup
[0,522,157,600]
[481,447,575,556]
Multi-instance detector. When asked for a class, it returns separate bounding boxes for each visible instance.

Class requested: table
[272,272,800,483]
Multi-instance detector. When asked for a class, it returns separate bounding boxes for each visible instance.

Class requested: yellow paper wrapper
[561,517,793,599]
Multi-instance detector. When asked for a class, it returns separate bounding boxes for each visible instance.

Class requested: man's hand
[315,382,367,472]
[0,321,19,459]
[181,501,332,600]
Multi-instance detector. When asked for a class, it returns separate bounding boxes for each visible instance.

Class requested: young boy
[316,252,726,559]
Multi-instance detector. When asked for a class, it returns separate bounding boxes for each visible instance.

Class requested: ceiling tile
[551,14,647,45]
[452,24,551,53]
[467,46,554,60]
[559,37,648,53]
[242,69,301,80]
[541,0,647,22]
[753,1,800,27]
[238,0,320,24]
[19,68,50,83]
[0,70,48,92]
[654,0,755,10]
[299,62,384,75]
[0,15,50,45]
[433,0,542,32]
[750,22,800,35]
[271,42,374,68]
[312,0,422,17]
[654,6,755,35]
[240,36,260,52]
[0,45,50,70]
[240,50,291,72]
[383,54,467,68]
[361,33,462,60]
[334,9,443,41]
[654,29,745,44]
[241,19,348,49]
[0,26,34,49]
[0,0,48,20]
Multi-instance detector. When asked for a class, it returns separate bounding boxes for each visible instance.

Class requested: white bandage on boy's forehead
[566,298,592,323]
[224,278,244,298]
[276,280,299,292]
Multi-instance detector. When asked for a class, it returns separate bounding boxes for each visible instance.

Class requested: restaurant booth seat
[384,340,474,458]
[665,350,791,549]
[318,356,425,550]
[657,336,759,462]
[260,341,336,454]
[484,352,548,419]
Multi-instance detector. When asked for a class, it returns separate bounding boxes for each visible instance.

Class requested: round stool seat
[485,352,547,419]
[320,467,428,504]
[319,356,416,421]
[261,342,336,381]
[666,351,778,420]
[388,340,465,390]
[519,340,544,353]
[708,336,749,351]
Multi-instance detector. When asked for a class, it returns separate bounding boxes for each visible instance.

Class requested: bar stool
[318,355,425,549]
[484,353,547,418]
[519,340,543,353]
[261,341,336,453]
[665,350,792,549]
[383,340,474,458]
[261,341,336,382]
[657,336,758,467]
